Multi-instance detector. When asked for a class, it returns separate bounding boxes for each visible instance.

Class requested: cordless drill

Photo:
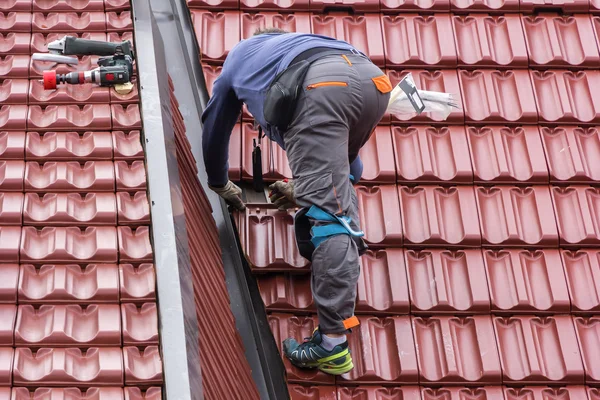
[34,36,135,94]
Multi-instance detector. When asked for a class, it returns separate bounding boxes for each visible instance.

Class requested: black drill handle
[63,37,133,57]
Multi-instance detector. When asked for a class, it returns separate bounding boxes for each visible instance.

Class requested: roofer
[201,27,392,376]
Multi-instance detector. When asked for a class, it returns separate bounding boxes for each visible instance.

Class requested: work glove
[209,180,246,211]
[269,179,296,210]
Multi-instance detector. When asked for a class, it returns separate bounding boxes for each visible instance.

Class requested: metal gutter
[131,1,201,398]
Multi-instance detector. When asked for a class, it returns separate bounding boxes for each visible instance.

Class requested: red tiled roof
[188,0,600,396]
[0,0,164,396]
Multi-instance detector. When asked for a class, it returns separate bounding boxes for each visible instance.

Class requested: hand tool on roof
[32,36,135,95]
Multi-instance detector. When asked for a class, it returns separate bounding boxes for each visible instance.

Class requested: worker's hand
[269,180,296,210]
[209,180,246,211]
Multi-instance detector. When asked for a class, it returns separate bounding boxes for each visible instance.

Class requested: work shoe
[282,327,353,375]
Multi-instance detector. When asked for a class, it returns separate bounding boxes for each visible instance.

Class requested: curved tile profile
[27,105,112,131]
[105,0,131,11]
[0,348,13,386]
[241,122,293,181]
[504,387,590,400]
[33,0,105,11]
[112,131,144,160]
[339,316,418,384]
[288,385,337,400]
[124,388,162,400]
[466,126,548,184]
[257,273,316,313]
[540,127,600,183]
[23,192,117,226]
[0,305,15,345]
[0,264,18,304]
[399,185,481,247]
[114,161,147,192]
[240,12,312,37]
[591,388,600,400]
[24,161,116,192]
[13,347,124,386]
[475,186,559,247]
[387,70,464,124]
[123,346,163,386]
[356,185,403,247]
[29,79,110,105]
[406,249,490,314]
[531,70,600,124]
[0,226,22,263]
[422,387,505,400]
[381,0,449,12]
[26,131,113,161]
[117,192,150,225]
[106,11,132,31]
[459,69,537,124]
[382,14,456,68]
[12,388,125,400]
[561,250,600,313]
[393,126,472,184]
[493,315,584,384]
[0,55,29,78]
[339,386,422,400]
[20,226,118,263]
[0,105,27,130]
[31,12,107,32]
[119,264,156,303]
[0,32,30,55]
[236,206,310,271]
[18,264,120,304]
[311,13,385,67]
[573,316,600,383]
[453,14,528,68]
[483,249,570,313]
[413,315,501,385]
[0,0,31,11]
[190,10,240,63]
[111,104,141,130]
[0,79,28,104]
[14,304,122,347]
[522,15,599,68]
[551,186,600,246]
[358,126,396,184]
[121,303,159,346]
[0,12,32,33]
[0,131,25,160]
[117,226,153,263]
[0,193,24,225]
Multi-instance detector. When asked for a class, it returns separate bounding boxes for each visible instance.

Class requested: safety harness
[305,205,365,248]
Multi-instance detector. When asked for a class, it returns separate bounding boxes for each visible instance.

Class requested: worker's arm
[201,64,243,187]
[349,155,363,184]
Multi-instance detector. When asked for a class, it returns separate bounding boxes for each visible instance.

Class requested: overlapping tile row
[189,0,600,394]
[0,0,163,396]
[168,76,260,398]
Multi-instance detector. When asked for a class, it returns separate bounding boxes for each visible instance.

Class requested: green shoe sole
[287,349,354,376]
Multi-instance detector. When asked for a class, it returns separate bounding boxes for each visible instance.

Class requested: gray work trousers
[282,54,390,333]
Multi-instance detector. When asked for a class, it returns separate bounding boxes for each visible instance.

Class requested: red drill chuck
[43,65,130,90]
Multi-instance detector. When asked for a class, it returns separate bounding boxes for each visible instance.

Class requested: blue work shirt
[201,32,365,187]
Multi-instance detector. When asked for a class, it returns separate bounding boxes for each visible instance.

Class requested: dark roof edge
[130,1,202,399]
[143,0,291,398]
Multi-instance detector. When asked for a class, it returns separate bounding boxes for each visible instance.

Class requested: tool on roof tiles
[32,35,135,95]
[387,72,460,120]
